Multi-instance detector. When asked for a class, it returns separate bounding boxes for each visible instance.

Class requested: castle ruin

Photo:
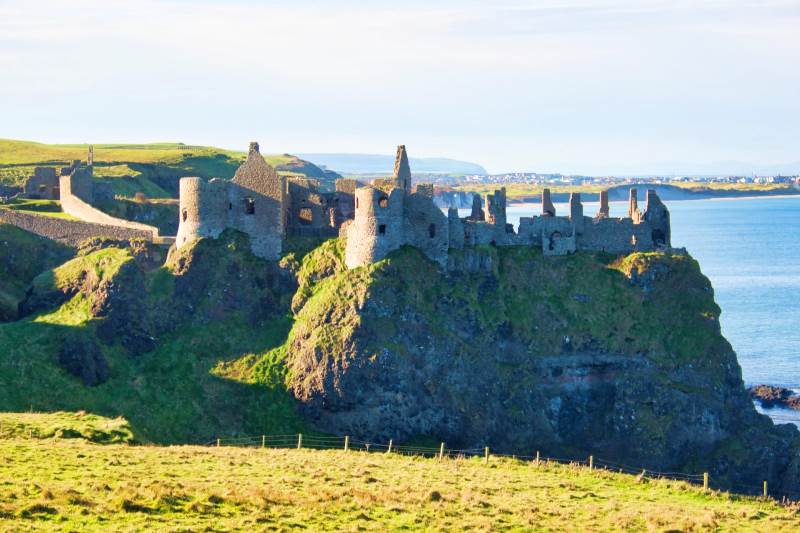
[174,142,671,266]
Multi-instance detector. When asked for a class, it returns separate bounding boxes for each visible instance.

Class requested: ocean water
[459,196,800,423]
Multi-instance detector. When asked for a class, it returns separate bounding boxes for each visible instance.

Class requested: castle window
[298,208,313,226]
[379,196,389,208]
[428,224,436,238]
[229,202,232,210]
[355,198,359,209]
[244,196,255,215]
[378,224,386,235]
[181,209,188,222]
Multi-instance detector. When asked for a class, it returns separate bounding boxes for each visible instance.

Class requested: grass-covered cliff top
[289,240,724,369]
[0,438,796,530]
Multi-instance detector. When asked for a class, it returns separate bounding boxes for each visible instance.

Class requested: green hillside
[0,428,796,530]
[0,139,339,199]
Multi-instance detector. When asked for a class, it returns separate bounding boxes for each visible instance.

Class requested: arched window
[181,209,188,222]
[378,196,389,208]
[428,224,436,238]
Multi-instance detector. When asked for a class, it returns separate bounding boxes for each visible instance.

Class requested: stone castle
[175,142,671,267]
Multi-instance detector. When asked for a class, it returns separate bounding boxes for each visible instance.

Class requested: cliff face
[287,241,800,493]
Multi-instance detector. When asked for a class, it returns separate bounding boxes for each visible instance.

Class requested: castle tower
[569,192,584,234]
[597,190,610,218]
[542,188,556,216]
[393,145,412,193]
[176,177,228,248]
[344,187,405,268]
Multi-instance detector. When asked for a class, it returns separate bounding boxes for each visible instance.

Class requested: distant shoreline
[508,193,800,207]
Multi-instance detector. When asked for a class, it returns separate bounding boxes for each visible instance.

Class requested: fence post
[535,451,540,465]
[589,455,593,471]
[344,435,350,452]
[216,438,220,448]
[261,435,266,448]
[438,442,445,461]
[763,481,768,499]
[703,472,709,491]
[297,433,303,449]
[387,439,393,454]
[484,447,490,465]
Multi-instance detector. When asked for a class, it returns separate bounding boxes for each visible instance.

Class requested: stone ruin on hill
[175,142,670,266]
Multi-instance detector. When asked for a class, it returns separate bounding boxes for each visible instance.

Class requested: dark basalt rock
[57,333,109,386]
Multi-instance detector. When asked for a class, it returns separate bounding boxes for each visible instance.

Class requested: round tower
[344,186,404,268]
[176,177,228,248]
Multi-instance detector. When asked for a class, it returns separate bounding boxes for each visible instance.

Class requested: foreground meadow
[0,437,798,531]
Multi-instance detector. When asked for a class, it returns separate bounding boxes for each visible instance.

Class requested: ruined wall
[402,192,449,266]
[0,209,152,246]
[59,171,160,241]
[24,168,59,199]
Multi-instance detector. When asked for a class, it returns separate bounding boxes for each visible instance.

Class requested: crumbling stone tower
[176,142,286,259]
[344,145,448,268]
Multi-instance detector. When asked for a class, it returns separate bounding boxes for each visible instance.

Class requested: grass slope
[0,241,306,443]
[0,412,133,444]
[0,438,797,530]
[0,139,337,197]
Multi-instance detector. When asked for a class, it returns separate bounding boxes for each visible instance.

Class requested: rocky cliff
[286,240,800,494]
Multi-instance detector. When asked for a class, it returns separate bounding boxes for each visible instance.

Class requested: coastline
[507,192,800,207]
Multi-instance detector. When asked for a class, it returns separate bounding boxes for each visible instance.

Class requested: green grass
[0,139,337,196]
[0,199,79,220]
[0,411,133,444]
[0,438,796,530]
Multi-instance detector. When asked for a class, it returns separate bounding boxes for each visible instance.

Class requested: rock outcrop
[286,242,800,495]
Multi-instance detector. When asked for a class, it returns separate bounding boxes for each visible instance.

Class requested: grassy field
[0,198,79,220]
[0,139,336,197]
[0,420,797,531]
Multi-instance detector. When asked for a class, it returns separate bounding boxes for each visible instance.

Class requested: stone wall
[0,209,152,246]
[60,172,160,241]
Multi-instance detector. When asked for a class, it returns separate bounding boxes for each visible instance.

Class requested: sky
[1,0,798,175]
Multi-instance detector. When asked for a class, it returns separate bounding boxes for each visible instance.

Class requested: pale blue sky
[1,0,798,174]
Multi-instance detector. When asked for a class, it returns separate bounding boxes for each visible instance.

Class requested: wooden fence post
[484,447,490,465]
[438,442,445,461]
[535,451,540,465]
[703,472,709,491]
[297,433,303,449]
[344,435,350,452]
[763,481,768,498]
[387,439,393,454]
[216,438,220,448]
[261,435,266,448]
[589,455,593,471]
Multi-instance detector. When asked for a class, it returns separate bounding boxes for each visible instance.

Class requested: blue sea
[474,196,800,425]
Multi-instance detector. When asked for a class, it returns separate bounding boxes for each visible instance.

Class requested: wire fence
[204,432,800,505]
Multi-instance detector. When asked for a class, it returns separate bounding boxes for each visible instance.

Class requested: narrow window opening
[181,209,188,222]
[378,224,386,235]
[244,197,255,215]
[428,223,436,238]
[228,202,232,210]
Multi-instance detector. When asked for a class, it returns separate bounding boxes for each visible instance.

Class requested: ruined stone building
[176,142,358,258]
[175,141,671,267]
[342,146,671,268]
[23,167,60,199]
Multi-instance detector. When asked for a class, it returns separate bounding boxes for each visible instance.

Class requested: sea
[461,196,800,426]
